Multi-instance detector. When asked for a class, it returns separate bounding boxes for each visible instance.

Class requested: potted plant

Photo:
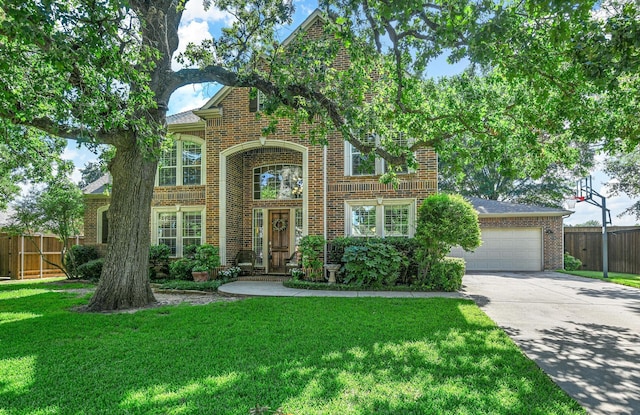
[191,244,220,282]
[299,235,326,281]
[219,266,241,279]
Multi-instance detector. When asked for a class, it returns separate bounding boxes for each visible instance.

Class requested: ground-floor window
[152,207,204,257]
[96,205,110,244]
[345,199,416,237]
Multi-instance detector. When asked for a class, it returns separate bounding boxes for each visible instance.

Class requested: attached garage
[448,197,571,271]
[450,228,543,271]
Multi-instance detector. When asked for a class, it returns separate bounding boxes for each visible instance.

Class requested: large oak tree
[1,0,637,310]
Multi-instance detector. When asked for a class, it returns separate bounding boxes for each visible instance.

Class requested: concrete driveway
[462,271,640,415]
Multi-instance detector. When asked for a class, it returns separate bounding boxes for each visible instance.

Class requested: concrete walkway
[462,271,640,415]
[218,280,462,298]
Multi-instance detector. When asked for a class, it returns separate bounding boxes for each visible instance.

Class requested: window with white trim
[157,138,204,186]
[249,89,266,112]
[153,207,204,257]
[253,164,303,200]
[345,199,415,237]
[96,205,110,244]
[345,133,412,176]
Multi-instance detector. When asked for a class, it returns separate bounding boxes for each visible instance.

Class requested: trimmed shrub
[149,244,171,280]
[170,258,195,281]
[564,252,582,271]
[76,258,104,282]
[342,242,407,288]
[416,193,480,277]
[65,245,100,279]
[183,244,198,259]
[416,257,465,291]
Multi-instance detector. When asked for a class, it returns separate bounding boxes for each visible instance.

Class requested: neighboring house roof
[82,173,110,195]
[466,196,572,218]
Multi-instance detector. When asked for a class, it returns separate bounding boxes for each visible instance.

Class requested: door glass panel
[253,210,264,267]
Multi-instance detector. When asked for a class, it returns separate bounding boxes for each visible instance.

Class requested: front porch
[219,140,311,273]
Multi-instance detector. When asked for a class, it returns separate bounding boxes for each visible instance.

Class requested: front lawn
[0,281,584,414]
[559,270,640,289]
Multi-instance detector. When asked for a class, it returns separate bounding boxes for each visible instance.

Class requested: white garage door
[449,228,543,271]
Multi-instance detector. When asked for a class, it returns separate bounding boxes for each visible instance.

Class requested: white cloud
[168,83,221,115]
[173,20,212,71]
[181,1,234,26]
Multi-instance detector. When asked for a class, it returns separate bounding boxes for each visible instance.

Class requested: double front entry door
[269,209,290,273]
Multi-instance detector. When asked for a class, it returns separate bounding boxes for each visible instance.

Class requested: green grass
[0,281,584,414]
[559,270,640,288]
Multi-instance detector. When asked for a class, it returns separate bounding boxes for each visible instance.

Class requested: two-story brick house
[83,10,569,273]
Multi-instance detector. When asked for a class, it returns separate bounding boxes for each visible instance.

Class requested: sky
[61,0,638,227]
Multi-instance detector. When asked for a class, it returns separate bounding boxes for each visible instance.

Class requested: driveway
[462,271,640,415]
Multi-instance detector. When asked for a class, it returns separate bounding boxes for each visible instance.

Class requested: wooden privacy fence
[564,226,640,275]
[0,233,84,280]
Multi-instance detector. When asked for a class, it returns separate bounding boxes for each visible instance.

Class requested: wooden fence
[564,226,640,275]
[0,233,84,280]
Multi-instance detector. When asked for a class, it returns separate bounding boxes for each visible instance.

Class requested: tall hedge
[416,193,481,269]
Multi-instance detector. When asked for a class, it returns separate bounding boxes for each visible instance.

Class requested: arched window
[253,164,303,200]
[157,136,204,186]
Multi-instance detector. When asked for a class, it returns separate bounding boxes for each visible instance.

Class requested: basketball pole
[573,176,611,279]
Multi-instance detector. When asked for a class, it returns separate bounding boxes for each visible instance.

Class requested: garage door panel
[449,228,542,271]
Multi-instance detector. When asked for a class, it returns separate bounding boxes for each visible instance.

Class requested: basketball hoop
[565,195,585,210]
[569,176,612,278]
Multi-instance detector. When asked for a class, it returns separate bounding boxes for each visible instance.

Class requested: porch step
[236,275,290,282]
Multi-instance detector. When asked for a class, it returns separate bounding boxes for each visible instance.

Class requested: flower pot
[192,271,209,282]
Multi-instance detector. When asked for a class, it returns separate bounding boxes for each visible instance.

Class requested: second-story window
[249,89,266,113]
[254,165,303,200]
[345,132,412,176]
[157,138,203,186]
[349,135,377,176]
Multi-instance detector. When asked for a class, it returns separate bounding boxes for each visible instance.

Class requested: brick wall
[84,196,109,245]
[82,15,439,263]
[479,216,565,270]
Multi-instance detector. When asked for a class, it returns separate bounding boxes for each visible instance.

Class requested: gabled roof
[466,196,572,217]
[199,9,324,111]
[82,173,110,196]
[167,110,202,125]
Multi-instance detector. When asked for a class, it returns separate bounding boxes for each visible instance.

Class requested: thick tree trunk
[87,140,157,311]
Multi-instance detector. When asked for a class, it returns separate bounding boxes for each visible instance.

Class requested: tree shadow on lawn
[507,322,640,415]
[0,294,584,415]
